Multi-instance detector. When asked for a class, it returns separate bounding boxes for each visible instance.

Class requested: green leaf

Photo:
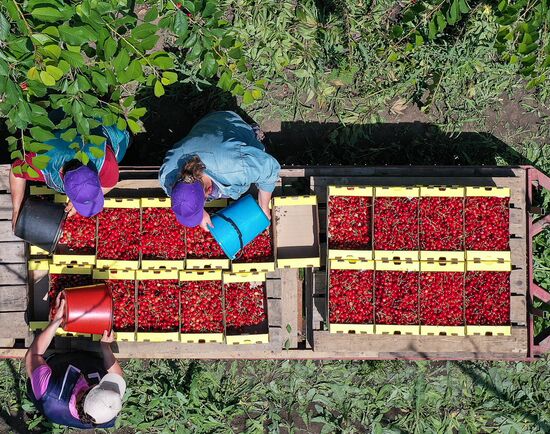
[128,107,146,119]
[30,33,52,46]
[10,150,23,160]
[30,7,64,23]
[89,146,104,158]
[132,23,157,40]
[150,52,174,69]
[45,65,64,81]
[390,25,403,39]
[127,118,141,134]
[126,60,143,81]
[31,155,50,170]
[436,12,447,32]
[243,90,254,105]
[30,127,56,142]
[202,1,217,18]
[228,47,243,60]
[26,166,40,179]
[12,165,22,175]
[459,0,470,14]
[116,117,127,130]
[144,6,158,22]
[91,71,108,94]
[251,88,262,100]
[39,71,56,86]
[104,37,117,59]
[182,33,197,49]
[0,12,9,41]
[58,24,96,45]
[60,51,84,67]
[161,71,178,85]
[186,40,202,61]
[200,53,217,78]
[141,34,159,51]
[113,49,130,73]
[80,152,90,165]
[43,44,61,59]
[428,19,437,40]
[61,128,77,142]
[27,67,40,81]
[154,80,165,97]
[174,11,189,37]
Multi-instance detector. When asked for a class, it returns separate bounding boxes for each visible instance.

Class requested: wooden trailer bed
[0,164,548,360]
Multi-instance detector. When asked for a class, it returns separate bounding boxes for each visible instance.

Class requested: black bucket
[14,197,66,252]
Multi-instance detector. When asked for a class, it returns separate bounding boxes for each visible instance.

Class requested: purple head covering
[64,166,104,217]
[171,180,205,227]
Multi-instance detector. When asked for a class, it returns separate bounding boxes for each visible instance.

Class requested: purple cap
[64,166,104,217]
[171,181,205,227]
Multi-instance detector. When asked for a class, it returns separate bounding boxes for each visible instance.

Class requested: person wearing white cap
[25,295,126,428]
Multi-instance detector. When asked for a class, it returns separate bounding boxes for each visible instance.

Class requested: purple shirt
[31,365,89,420]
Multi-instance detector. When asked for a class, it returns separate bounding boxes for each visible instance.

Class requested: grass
[0,357,549,433]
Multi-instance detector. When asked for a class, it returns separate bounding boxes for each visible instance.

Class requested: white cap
[83,373,126,424]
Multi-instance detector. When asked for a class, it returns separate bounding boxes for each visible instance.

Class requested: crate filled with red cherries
[326,185,512,336]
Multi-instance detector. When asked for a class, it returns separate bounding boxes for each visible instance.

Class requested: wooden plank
[0,311,28,339]
[266,279,282,298]
[0,221,20,242]
[267,298,281,326]
[312,296,326,331]
[0,285,27,311]
[0,242,25,263]
[0,264,27,285]
[280,268,299,348]
[313,327,527,356]
[0,165,10,193]
[510,295,527,325]
[0,195,12,220]
[313,270,326,296]
[0,338,15,348]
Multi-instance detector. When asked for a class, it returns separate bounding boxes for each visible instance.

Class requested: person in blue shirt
[159,111,281,231]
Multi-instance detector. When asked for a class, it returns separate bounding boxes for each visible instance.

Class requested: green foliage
[1,358,549,433]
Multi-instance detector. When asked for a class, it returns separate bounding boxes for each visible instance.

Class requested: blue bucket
[209,194,270,260]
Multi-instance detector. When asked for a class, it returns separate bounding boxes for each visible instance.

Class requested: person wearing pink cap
[9,118,130,228]
[25,295,126,428]
[159,111,281,230]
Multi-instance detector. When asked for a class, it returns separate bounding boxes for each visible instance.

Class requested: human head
[63,161,104,217]
[171,156,206,227]
[78,373,126,425]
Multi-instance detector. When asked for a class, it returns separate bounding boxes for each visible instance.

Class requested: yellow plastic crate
[29,322,91,337]
[29,245,49,255]
[328,249,373,261]
[92,332,136,342]
[93,268,136,280]
[375,186,419,197]
[223,271,266,283]
[141,259,185,270]
[186,258,230,270]
[375,251,420,271]
[375,325,420,335]
[179,269,223,281]
[104,198,141,208]
[466,251,512,271]
[136,269,179,280]
[95,259,140,270]
[231,261,276,273]
[136,332,179,342]
[329,324,374,334]
[420,261,465,272]
[420,325,466,336]
[30,186,56,195]
[420,251,465,262]
[180,333,224,344]
[54,194,68,203]
[226,334,269,345]
[206,198,228,208]
[419,186,465,197]
[28,259,50,270]
[465,186,510,197]
[140,197,171,208]
[465,325,512,336]
[273,195,317,206]
[52,254,96,266]
[49,263,93,275]
[277,257,321,269]
[329,258,375,270]
[328,186,373,197]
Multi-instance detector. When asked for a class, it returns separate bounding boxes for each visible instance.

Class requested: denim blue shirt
[158,111,281,199]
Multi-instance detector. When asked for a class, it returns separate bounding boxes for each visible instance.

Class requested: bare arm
[100,330,123,376]
[9,170,26,230]
[258,189,272,220]
[25,297,64,377]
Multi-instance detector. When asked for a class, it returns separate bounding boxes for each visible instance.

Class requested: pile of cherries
[374,197,419,250]
[180,280,224,333]
[465,271,510,325]
[102,280,136,331]
[419,197,464,251]
[59,214,96,253]
[137,280,180,332]
[49,273,93,310]
[328,196,372,250]
[420,272,464,326]
[97,209,140,260]
[224,282,267,332]
[141,208,186,260]
[186,209,226,259]
[328,269,374,324]
[237,230,273,263]
[375,271,419,325]
[465,197,510,250]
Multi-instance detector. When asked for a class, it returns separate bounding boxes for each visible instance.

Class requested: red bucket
[62,284,113,335]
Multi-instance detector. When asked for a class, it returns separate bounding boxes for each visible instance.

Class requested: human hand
[51,293,66,325]
[65,200,77,218]
[100,330,115,344]
[199,210,213,232]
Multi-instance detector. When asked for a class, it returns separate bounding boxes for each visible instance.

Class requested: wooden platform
[0,165,534,359]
